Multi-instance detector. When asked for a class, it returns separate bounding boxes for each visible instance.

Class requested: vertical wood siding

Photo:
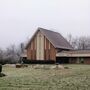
[36,32,44,60]
[27,31,56,61]
[44,37,56,61]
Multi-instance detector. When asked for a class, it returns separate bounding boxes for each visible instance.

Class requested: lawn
[0,64,90,90]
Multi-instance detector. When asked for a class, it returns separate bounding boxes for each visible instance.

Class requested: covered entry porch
[56,50,90,64]
[56,57,84,64]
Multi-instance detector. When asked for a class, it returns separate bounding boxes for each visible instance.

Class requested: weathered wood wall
[27,31,56,61]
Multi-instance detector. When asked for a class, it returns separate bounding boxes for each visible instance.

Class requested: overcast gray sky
[0,0,89,48]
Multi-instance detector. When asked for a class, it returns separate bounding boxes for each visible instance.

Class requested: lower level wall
[69,58,77,64]
[84,58,90,64]
[56,57,90,64]
[69,57,90,64]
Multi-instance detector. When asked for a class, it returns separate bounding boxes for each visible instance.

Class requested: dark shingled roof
[26,27,73,50]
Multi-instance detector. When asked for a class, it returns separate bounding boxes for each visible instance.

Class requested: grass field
[0,64,90,90]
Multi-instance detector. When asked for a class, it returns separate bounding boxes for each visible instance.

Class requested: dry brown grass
[0,64,90,90]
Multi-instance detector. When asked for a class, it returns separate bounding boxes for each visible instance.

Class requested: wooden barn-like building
[25,28,72,62]
[24,28,90,64]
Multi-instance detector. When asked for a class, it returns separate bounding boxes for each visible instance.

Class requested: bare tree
[0,49,4,60]
[67,34,78,49]
[67,34,90,50]
[77,36,90,50]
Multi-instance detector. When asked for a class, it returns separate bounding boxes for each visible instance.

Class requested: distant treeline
[67,34,90,50]
[0,43,25,64]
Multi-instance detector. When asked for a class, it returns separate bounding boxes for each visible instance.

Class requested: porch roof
[56,50,90,57]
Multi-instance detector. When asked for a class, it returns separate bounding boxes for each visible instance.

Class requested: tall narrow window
[49,42,50,50]
[45,37,46,50]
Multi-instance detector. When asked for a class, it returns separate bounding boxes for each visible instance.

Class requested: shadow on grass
[0,73,6,77]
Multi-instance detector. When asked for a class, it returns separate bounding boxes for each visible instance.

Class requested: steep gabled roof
[26,27,73,50]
